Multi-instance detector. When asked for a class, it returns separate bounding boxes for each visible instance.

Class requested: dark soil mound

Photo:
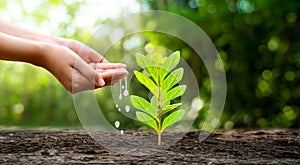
[0,129,299,164]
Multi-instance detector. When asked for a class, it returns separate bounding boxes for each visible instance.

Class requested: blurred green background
[0,0,299,129]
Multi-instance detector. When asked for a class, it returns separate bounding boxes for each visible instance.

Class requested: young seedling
[130,51,186,145]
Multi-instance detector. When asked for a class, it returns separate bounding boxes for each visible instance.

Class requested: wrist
[33,34,62,45]
[34,42,53,69]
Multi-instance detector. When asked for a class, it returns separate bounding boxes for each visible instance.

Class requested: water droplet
[116,104,118,108]
[123,77,129,96]
[118,108,121,112]
[119,80,123,100]
[114,121,120,128]
[123,90,129,96]
[120,130,124,135]
[122,85,125,89]
[125,105,130,112]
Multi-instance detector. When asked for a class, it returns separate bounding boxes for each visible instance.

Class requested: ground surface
[0,129,299,164]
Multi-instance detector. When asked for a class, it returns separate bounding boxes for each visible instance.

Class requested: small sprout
[130,51,186,145]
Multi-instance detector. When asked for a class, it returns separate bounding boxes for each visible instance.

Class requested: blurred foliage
[0,0,299,129]
[0,0,86,127]
[142,0,300,129]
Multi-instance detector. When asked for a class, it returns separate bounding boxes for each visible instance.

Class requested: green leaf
[144,66,169,85]
[162,51,180,72]
[150,94,169,115]
[130,95,158,118]
[136,53,154,69]
[162,68,184,92]
[136,54,161,84]
[161,109,185,132]
[164,85,186,104]
[150,88,170,108]
[150,95,158,109]
[136,111,158,131]
[134,70,157,94]
[146,66,159,85]
[130,95,150,110]
[159,67,169,84]
[162,100,170,108]
[151,87,164,100]
[161,103,182,115]
[148,105,159,119]
[151,53,164,65]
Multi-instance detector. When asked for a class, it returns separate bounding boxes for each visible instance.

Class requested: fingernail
[98,79,105,86]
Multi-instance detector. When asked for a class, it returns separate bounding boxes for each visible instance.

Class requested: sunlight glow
[0,0,141,34]
[75,0,141,28]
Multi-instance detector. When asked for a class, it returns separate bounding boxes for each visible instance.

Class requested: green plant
[130,51,186,145]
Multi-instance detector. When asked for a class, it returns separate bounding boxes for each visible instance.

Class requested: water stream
[115,77,130,134]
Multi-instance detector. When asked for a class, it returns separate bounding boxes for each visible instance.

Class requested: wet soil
[0,129,299,164]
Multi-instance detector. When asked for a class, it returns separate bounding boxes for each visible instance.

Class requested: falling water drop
[120,130,124,135]
[122,85,125,89]
[123,90,128,96]
[114,121,120,128]
[119,81,123,100]
[123,77,129,96]
[116,104,121,112]
[125,105,130,112]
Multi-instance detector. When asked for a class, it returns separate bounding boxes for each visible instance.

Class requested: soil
[0,129,299,164]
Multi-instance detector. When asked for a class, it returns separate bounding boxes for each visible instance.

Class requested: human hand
[56,38,108,64]
[53,38,129,93]
[55,38,130,90]
[41,43,128,93]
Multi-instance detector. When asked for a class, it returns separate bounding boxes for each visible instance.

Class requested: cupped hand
[90,63,129,86]
[41,43,128,93]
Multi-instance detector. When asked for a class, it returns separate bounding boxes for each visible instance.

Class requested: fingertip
[120,68,129,75]
[98,78,105,86]
[124,70,129,75]
[96,73,105,86]
[123,71,129,77]
[120,63,127,68]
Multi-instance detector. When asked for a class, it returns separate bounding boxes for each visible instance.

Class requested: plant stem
[157,117,162,145]
[157,68,162,145]
[158,131,161,145]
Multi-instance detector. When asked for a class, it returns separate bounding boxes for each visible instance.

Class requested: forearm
[0,32,45,67]
[0,19,61,44]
